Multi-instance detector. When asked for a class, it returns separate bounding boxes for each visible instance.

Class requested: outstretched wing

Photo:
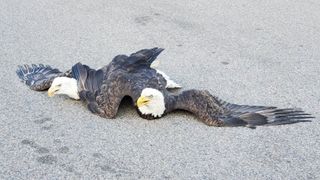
[110,47,181,88]
[171,90,313,127]
[16,64,66,91]
[217,98,313,127]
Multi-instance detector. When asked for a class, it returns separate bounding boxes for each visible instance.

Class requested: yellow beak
[137,96,150,108]
[48,87,58,97]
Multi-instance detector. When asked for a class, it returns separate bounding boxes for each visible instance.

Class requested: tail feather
[150,60,160,68]
[155,69,182,89]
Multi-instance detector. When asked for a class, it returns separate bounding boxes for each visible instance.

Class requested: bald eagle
[17,48,313,127]
[16,48,180,115]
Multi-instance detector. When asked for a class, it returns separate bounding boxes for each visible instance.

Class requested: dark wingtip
[268,119,313,126]
[146,47,164,63]
[16,65,28,80]
[267,108,314,125]
[152,47,164,55]
[16,64,62,90]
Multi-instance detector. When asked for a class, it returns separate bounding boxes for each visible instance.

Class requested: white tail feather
[155,70,182,89]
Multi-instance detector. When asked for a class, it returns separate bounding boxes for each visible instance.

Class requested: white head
[48,77,79,100]
[136,88,166,118]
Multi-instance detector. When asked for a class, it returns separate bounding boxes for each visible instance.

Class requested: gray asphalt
[1,0,320,179]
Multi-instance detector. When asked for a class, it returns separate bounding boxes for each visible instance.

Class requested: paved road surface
[0,0,319,179]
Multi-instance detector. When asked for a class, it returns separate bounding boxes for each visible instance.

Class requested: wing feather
[121,47,164,72]
[171,90,313,127]
[16,64,65,91]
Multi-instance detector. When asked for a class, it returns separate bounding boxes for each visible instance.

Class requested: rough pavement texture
[1,0,319,179]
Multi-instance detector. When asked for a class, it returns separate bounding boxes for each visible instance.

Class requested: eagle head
[48,77,79,100]
[136,88,165,118]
